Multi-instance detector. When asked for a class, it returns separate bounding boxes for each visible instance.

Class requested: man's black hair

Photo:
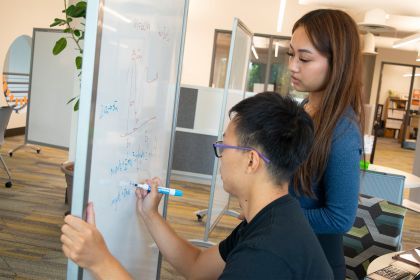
[229,92,314,185]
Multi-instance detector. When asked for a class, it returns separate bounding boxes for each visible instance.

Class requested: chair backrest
[359,170,405,205]
[0,106,13,146]
[344,194,407,279]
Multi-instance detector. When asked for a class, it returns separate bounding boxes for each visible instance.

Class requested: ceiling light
[277,0,287,32]
[393,33,420,48]
[362,32,377,55]
[251,46,259,60]
[403,73,420,77]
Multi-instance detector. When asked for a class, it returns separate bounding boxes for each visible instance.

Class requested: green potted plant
[50,0,86,208]
[50,0,86,111]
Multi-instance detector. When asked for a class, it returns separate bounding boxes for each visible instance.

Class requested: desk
[368,164,420,212]
[367,251,420,276]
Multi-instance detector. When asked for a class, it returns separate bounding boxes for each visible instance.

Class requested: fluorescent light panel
[277,0,287,32]
[274,43,279,58]
[251,46,259,60]
[393,32,420,48]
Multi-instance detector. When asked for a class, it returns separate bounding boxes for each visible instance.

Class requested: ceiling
[298,0,420,51]
[299,0,420,17]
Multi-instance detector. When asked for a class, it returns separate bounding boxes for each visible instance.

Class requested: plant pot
[61,161,74,207]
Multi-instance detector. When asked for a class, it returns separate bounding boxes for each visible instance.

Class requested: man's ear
[246,151,260,173]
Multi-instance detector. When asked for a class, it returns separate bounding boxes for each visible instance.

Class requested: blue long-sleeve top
[289,108,362,234]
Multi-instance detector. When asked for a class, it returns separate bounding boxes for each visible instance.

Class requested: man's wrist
[89,251,116,278]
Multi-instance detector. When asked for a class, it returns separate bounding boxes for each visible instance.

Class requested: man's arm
[61,203,133,279]
[137,178,225,279]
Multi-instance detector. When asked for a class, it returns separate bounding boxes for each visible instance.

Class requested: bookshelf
[384,97,407,138]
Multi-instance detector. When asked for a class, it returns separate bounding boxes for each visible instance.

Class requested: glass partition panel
[402,66,420,148]
[210,32,231,88]
[247,36,269,92]
[378,64,413,141]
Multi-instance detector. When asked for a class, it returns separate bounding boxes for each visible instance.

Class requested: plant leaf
[66,96,78,104]
[53,38,67,55]
[63,28,72,33]
[74,99,79,111]
[75,56,82,70]
[74,30,81,37]
[50,18,65,27]
[66,5,76,16]
[66,2,86,18]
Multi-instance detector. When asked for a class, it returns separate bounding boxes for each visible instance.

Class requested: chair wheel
[196,214,203,221]
[36,149,40,154]
[5,181,12,188]
[9,152,13,157]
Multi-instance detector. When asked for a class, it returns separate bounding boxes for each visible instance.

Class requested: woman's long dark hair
[292,9,365,196]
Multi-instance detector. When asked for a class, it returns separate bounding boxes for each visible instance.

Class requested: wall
[181,0,316,87]
[0,0,63,128]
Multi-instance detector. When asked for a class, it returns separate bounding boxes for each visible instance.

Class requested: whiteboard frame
[158,0,190,278]
[26,28,76,150]
[205,19,253,238]
[68,0,189,279]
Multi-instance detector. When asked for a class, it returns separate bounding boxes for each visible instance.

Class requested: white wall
[181,0,317,87]
[0,0,64,129]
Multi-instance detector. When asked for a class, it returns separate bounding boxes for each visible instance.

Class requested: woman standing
[288,9,364,279]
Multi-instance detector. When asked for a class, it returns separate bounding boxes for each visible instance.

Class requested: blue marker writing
[133,183,183,197]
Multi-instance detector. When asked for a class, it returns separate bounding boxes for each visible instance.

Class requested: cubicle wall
[171,85,255,184]
[171,86,220,183]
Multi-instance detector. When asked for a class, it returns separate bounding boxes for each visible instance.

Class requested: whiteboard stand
[189,18,252,248]
[8,143,41,157]
[194,207,239,222]
[190,195,239,248]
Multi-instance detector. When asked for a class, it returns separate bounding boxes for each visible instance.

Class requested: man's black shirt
[218,194,333,279]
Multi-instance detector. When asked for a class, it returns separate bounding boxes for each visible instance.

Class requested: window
[209,30,307,100]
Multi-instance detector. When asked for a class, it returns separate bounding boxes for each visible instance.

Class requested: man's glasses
[212,141,270,163]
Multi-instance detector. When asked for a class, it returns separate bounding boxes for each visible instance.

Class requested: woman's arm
[304,121,361,234]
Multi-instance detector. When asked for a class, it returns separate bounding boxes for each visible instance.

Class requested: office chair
[0,106,13,188]
[359,170,405,205]
[344,194,407,279]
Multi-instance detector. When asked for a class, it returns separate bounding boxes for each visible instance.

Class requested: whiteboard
[207,19,252,232]
[69,0,188,279]
[26,28,77,149]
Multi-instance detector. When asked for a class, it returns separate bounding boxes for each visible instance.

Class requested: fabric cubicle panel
[344,194,407,279]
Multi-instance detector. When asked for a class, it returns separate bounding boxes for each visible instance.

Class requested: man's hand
[61,202,112,271]
[136,177,163,218]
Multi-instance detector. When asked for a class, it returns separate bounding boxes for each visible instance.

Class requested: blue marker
[133,183,183,197]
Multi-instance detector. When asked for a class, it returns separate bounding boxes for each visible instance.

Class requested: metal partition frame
[191,19,253,246]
